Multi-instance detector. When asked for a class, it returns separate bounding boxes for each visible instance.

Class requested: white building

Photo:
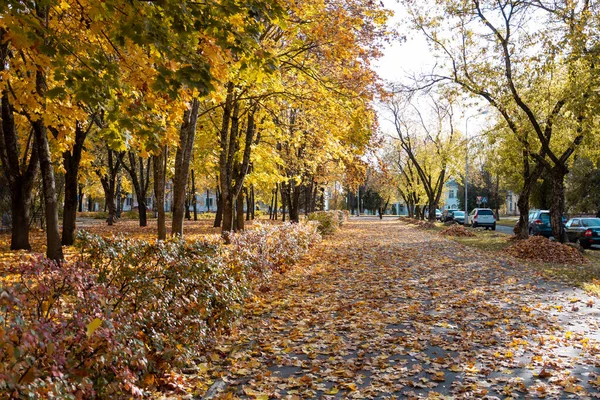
[441,179,460,210]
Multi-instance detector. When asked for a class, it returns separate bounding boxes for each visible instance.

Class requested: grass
[495,217,518,227]
[450,230,513,252]
[443,225,600,297]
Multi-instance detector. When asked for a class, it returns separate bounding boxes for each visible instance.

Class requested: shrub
[0,224,321,398]
[230,222,321,279]
[307,211,340,235]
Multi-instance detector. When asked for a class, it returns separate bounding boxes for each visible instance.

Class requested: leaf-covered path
[199,219,600,399]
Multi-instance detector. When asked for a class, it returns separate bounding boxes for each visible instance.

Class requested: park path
[193,218,600,399]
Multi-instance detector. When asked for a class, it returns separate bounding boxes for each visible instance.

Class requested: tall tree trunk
[185,190,191,220]
[191,169,197,221]
[245,187,251,221]
[274,183,278,220]
[172,99,200,236]
[153,148,167,240]
[281,185,287,222]
[87,196,93,212]
[77,184,84,212]
[550,166,568,243]
[250,185,255,220]
[214,186,223,227]
[115,178,122,218]
[123,152,150,227]
[514,152,544,239]
[0,93,38,250]
[236,193,245,231]
[32,119,63,261]
[221,193,235,233]
[495,173,500,221]
[428,203,436,222]
[62,121,89,245]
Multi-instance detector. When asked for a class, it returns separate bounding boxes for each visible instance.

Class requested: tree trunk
[115,178,122,219]
[172,99,200,237]
[281,185,287,222]
[32,120,63,261]
[191,169,197,221]
[185,192,191,220]
[153,148,167,240]
[214,186,223,228]
[62,163,78,246]
[10,186,34,250]
[245,188,251,221]
[494,173,500,221]
[77,184,84,212]
[274,183,278,220]
[123,152,150,227]
[515,191,531,239]
[250,185,255,220]
[61,121,88,245]
[428,202,436,222]
[550,166,568,243]
[221,193,235,234]
[236,193,245,231]
[0,89,39,250]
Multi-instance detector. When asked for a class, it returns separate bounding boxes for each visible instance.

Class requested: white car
[468,208,496,230]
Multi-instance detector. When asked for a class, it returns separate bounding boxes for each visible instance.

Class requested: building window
[449,190,454,199]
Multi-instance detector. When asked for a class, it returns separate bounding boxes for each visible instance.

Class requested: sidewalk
[182,219,600,399]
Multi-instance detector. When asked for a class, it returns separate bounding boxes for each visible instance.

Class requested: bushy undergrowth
[230,223,321,279]
[307,211,345,235]
[0,223,320,398]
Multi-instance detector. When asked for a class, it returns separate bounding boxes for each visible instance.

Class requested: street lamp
[464,111,488,223]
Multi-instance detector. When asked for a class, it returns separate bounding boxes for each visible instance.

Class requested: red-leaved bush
[0,223,320,398]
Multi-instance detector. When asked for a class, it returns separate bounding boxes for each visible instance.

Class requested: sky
[373,0,491,139]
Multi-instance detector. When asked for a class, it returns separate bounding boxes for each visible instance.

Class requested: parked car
[468,208,496,230]
[452,210,465,225]
[441,210,454,222]
[424,209,442,220]
[565,218,600,249]
[525,210,568,237]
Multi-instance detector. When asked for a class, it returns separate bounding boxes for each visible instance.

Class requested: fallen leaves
[439,224,475,237]
[504,235,587,264]
[173,219,600,399]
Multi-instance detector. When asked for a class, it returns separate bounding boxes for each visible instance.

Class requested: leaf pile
[402,218,437,229]
[504,235,587,265]
[440,224,475,237]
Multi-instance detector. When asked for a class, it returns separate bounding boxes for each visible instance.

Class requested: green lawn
[450,230,513,252]
[495,217,518,227]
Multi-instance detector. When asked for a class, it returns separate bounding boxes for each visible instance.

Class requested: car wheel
[528,228,533,236]
[577,238,592,249]
[492,223,496,231]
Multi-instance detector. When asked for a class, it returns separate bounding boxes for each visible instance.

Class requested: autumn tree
[384,91,459,221]
[401,0,600,240]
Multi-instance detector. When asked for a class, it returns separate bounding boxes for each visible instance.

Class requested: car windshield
[453,211,464,216]
[582,218,600,227]
[477,209,493,215]
[539,213,550,222]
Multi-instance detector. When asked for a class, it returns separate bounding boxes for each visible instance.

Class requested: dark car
[565,218,600,249]
[527,210,553,237]
[526,210,568,237]
[452,211,465,225]
[441,210,454,222]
